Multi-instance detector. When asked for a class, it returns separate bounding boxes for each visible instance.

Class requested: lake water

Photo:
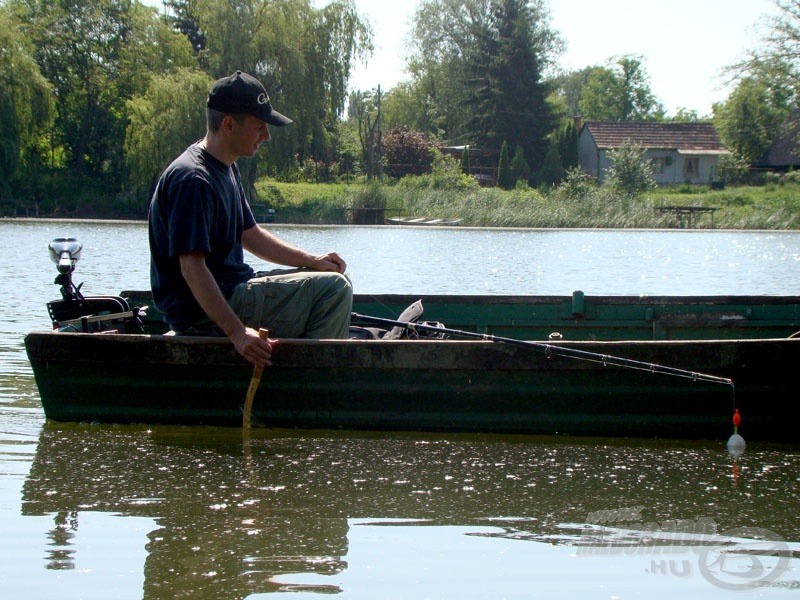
[2,219,800,599]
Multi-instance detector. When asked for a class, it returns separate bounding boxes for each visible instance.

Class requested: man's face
[230,114,272,157]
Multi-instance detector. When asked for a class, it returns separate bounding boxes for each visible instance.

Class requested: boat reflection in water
[21,424,798,597]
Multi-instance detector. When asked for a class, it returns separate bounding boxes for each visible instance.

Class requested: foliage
[497,141,512,189]
[716,0,800,164]
[378,81,432,133]
[330,119,362,181]
[125,69,213,197]
[509,144,531,186]
[14,0,194,183]
[172,0,372,179]
[242,178,800,230]
[537,144,562,186]
[0,0,374,210]
[382,125,435,178]
[349,89,383,180]
[406,0,559,166]
[669,108,703,122]
[552,119,579,170]
[729,0,800,93]
[396,150,479,191]
[713,75,792,164]
[717,153,752,185]
[603,142,656,198]
[0,7,53,197]
[548,66,595,119]
[252,180,349,223]
[578,55,665,121]
[467,0,556,168]
[554,166,598,201]
[8,0,800,217]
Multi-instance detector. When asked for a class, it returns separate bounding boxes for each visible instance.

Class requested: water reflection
[7,221,800,596]
[21,424,799,597]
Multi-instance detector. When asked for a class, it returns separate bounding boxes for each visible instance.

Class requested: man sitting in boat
[148,70,353,367]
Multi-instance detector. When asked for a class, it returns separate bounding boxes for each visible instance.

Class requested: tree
[548,66,596,119]
[125,69,212,197]
[552,119,578,172]
[180,0,371,177]
[379,82,435,133]
[461,145,471,175]
[604,142,656,198]
[15,0,194,182]
[717,0,800,164]
[537,144,561,186]
[382,126,434,178]
[467,0,555,170]
[509,144,531,185]
[713,76,789,164]
[350,89,383,180]
[407,0,561,164]
[738,0,800,74]
[497,140,512,189]
[0,7,53,198]
[668,108,702,123]
[578,55,665,121]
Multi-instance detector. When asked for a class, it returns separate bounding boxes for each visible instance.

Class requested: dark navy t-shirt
[148,144,257,331]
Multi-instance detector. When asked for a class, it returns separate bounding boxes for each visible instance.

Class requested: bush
[553,166,598,201]
[604,142,656,198]
[382,125,435,179]
[397,150,478,191]
[718,153,750,185]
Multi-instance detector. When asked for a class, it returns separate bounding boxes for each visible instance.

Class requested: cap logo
[257,93,269,105]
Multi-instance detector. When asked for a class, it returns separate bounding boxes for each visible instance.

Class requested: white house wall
[578,140,720,185]
[577,130,600,180]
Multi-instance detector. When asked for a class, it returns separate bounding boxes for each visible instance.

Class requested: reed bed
[257,178,800,230]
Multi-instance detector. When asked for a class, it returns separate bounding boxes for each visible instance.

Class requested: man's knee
[318,272,353,301]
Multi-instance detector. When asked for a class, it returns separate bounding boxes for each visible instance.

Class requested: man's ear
[220,114,237,133]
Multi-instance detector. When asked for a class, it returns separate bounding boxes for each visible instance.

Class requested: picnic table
[657,206,718,228]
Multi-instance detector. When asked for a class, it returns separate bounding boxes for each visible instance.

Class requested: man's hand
[230,327,274,367]
[242,227,348,274]
[310,251,347,274]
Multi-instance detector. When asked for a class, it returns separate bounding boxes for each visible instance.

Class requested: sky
[318,0,781,117]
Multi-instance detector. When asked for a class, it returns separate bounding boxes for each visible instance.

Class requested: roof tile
[584,121,727,152]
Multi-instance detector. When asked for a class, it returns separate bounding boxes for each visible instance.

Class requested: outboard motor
[45,238,143,333]
[48,237,84,302]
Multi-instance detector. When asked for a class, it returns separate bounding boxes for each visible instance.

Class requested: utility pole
[376,85,383,182]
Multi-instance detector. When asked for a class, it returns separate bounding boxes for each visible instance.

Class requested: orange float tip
[733,408,741,428]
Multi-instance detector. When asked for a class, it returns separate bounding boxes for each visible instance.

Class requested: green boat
[23,238,800,442]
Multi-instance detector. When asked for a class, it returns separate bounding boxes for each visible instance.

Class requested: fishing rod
[351,312,734,387]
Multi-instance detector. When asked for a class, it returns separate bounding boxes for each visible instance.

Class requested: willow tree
[125,69,212,197]
[10,0,195,197]
[180,0,372,181]
[0,7,53,200]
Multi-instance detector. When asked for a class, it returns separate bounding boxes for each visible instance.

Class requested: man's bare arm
[242,226,346,273]
[179,251,272,366]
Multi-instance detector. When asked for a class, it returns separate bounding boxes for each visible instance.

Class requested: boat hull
[24,331,800,441]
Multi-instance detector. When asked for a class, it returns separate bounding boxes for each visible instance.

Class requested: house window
[651,157,665,175]
[683,158,699,178]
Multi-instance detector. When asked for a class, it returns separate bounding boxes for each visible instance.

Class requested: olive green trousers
[228,268,353,339]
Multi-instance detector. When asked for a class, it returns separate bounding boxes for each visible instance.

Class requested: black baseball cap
[207,70,293,126]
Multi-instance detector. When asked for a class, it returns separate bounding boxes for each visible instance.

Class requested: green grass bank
[254,178,800,230]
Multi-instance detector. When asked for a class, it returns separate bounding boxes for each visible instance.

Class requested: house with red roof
[577,120,729,185]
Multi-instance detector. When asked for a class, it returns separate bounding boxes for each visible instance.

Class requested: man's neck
[198,134,235,166]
